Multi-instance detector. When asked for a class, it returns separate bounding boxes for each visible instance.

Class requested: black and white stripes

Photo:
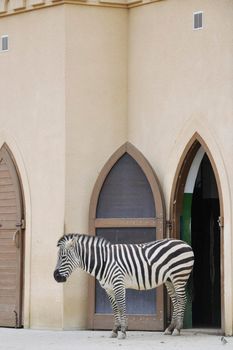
[54,234,194,338]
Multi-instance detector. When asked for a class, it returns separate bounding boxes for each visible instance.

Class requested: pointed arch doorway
[170,134,223,330]
[0,144,25,328]
[88,142,165,331]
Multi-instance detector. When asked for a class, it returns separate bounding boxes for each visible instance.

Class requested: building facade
[0,0,232,335]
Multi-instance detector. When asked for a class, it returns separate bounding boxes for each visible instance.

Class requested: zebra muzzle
[54,269,67,283]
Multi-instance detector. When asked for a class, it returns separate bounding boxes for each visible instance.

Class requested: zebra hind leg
[164,281,178,335]
[165,280,187,336]
[172,283,187,336]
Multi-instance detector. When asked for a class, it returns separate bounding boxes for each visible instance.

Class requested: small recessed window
[1,35,9,51]
[193,11,203,30]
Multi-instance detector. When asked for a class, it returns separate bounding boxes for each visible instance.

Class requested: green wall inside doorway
[180,193,193,328]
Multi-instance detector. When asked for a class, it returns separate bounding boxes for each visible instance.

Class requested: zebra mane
[57,234,77,247]
[57,233,110,248]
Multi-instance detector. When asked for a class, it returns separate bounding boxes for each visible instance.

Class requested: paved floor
[0,328,232,350]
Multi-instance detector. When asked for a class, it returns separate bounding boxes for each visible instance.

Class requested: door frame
[169,133,224,331]
[88,142,166,330]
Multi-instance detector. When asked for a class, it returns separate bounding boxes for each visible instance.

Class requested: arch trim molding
[89,142,165,229]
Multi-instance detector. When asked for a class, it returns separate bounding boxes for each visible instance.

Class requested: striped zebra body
[54,234,194,338]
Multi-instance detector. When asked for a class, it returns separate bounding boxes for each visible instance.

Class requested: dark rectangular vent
[193,12,203,30]
[1,35,8,51]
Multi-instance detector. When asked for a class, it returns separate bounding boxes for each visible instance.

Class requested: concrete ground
[0,328,232,350]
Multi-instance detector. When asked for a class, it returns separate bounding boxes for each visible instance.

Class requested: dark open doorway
[191,154,221,328]
[171,135,224,332]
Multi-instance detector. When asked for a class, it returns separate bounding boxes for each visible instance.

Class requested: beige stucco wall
[0,2,128,331]
[128,0,233,334]
[0,6,66,329]
[64,5,128,329]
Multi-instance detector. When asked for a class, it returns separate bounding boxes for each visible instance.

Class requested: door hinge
[166,220,173,232]
[16,219,25,230]
[217,216,224,228]
[166,220,172,237]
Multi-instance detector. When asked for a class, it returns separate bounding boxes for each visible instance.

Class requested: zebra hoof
[118,332,126,340]
[164,328,172,335]
[172,329,180,336]
[110,331,118,338]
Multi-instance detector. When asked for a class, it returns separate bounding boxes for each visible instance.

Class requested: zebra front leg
[106,290,121,338]
[114,283,127,339]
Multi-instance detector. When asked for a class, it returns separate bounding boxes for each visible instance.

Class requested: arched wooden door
[0,144,25,327]
[88,142,165,331]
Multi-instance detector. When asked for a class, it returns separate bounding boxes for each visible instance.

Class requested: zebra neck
[77,235,111,278]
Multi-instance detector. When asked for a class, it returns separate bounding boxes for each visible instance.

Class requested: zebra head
[54,234,80,283]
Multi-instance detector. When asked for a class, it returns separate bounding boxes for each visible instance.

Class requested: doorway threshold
[183,328,223,336]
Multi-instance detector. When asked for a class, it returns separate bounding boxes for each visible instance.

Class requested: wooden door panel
[0,279,16,288]
[0,192,16,200]
[0,221,20,230]
[0,311,17,327]
[0,253,17,262]
[0,146,24,328]
[0,288,17,297]
[0,245,16,253]
[0,228,20,327]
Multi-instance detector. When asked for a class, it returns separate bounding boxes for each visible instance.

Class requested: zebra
[54,233,194,339]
